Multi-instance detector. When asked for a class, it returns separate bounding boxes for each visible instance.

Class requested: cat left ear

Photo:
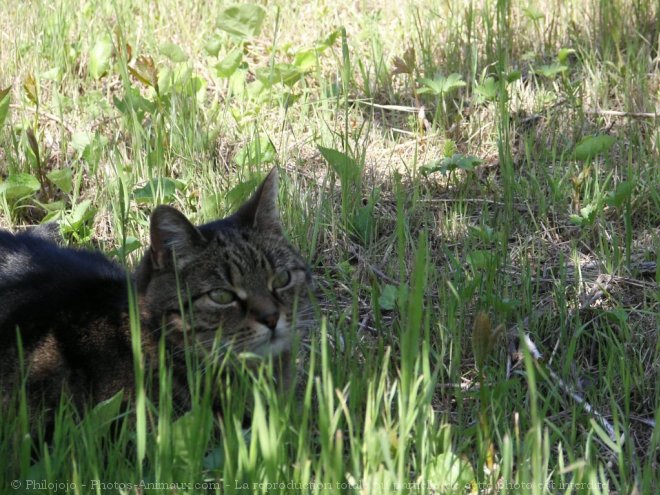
[233,168,282,234]
[150,205,206,269]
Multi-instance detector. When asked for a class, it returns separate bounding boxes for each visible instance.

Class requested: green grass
[1,0,658,493]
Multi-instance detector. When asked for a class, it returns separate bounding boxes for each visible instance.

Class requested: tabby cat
[0,169,312,433]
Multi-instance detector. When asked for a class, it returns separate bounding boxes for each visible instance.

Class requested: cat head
[136,169,313,357]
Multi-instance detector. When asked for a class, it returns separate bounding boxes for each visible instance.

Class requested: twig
[519,333,623,448]
[585,109,658,119]
[420,197,532,214]
[579,273,613,308]
[351,99,420,113]
[420,197,507,206]
[628,415,656,428]
[358,313,371,333]
[348,245,399,285]
[507,271,626,449]
[390,127,416,136]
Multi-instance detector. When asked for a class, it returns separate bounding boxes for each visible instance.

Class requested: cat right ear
[232,168,282,234]
[149,206,205,269]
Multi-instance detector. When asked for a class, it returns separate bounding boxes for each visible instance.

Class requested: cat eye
[208,289,236,305]
[271,270,291,290]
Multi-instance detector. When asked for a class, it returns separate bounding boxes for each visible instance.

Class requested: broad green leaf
[37,201,66,223]
[246,78,267,99]
[362,467,397,493]
[318,145,361,183]
[201,192,222,219]
[521,51,537,62]
[578,202,599,223]
[569,214,585,226]
[234,136,276,166]
[453,154,482,170]
[418,73,465,95]
[604,307,628,325]
[215,48,243,78]
[40,209,64,224]
[421,153,482,176]
[293,49,318,72]
[468,224,495,242]
[168,70,207,103]
[352,201,376,244]
[574,134,616,160]
[64,199,96,228]
[493,297,520,314]
[605,180,634,208]
[191,76,207,104]
[113,87,156,119]
[474,76,498,101]
[35,200,65,212]
[417,77,442,95]
[89,36,113,79]
[71,131,93,154]
[255,63,302,87]
[82,133,108,168]
[171,65,193,89]
[319,30,340,50]
[204,36,223,56]
[227,177,260,208]
[506,69,522,82]
[160,42,188,63]
[47,168,73,194]
[522,6,545,21]
[534,63,568,78]
[427,451,476,491]
[0,173,41,201]
[86,391,123,430]
[442,72,467,92]
[558,47,576,64]
[293,32,340,72]
[109,236,141,259]
[157,66,173,94]
[216,4,266,39]
[203,447,225,470]
[467,250,494,270]
[378,284,398,311]
[0,86,10,128]
[41,66,62,81]
[133,178,183,204]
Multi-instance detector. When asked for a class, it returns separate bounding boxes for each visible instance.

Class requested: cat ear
[149,205,205,269]
[233,168,282,234]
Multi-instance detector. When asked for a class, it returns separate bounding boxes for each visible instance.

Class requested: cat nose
[256,311,279,331]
